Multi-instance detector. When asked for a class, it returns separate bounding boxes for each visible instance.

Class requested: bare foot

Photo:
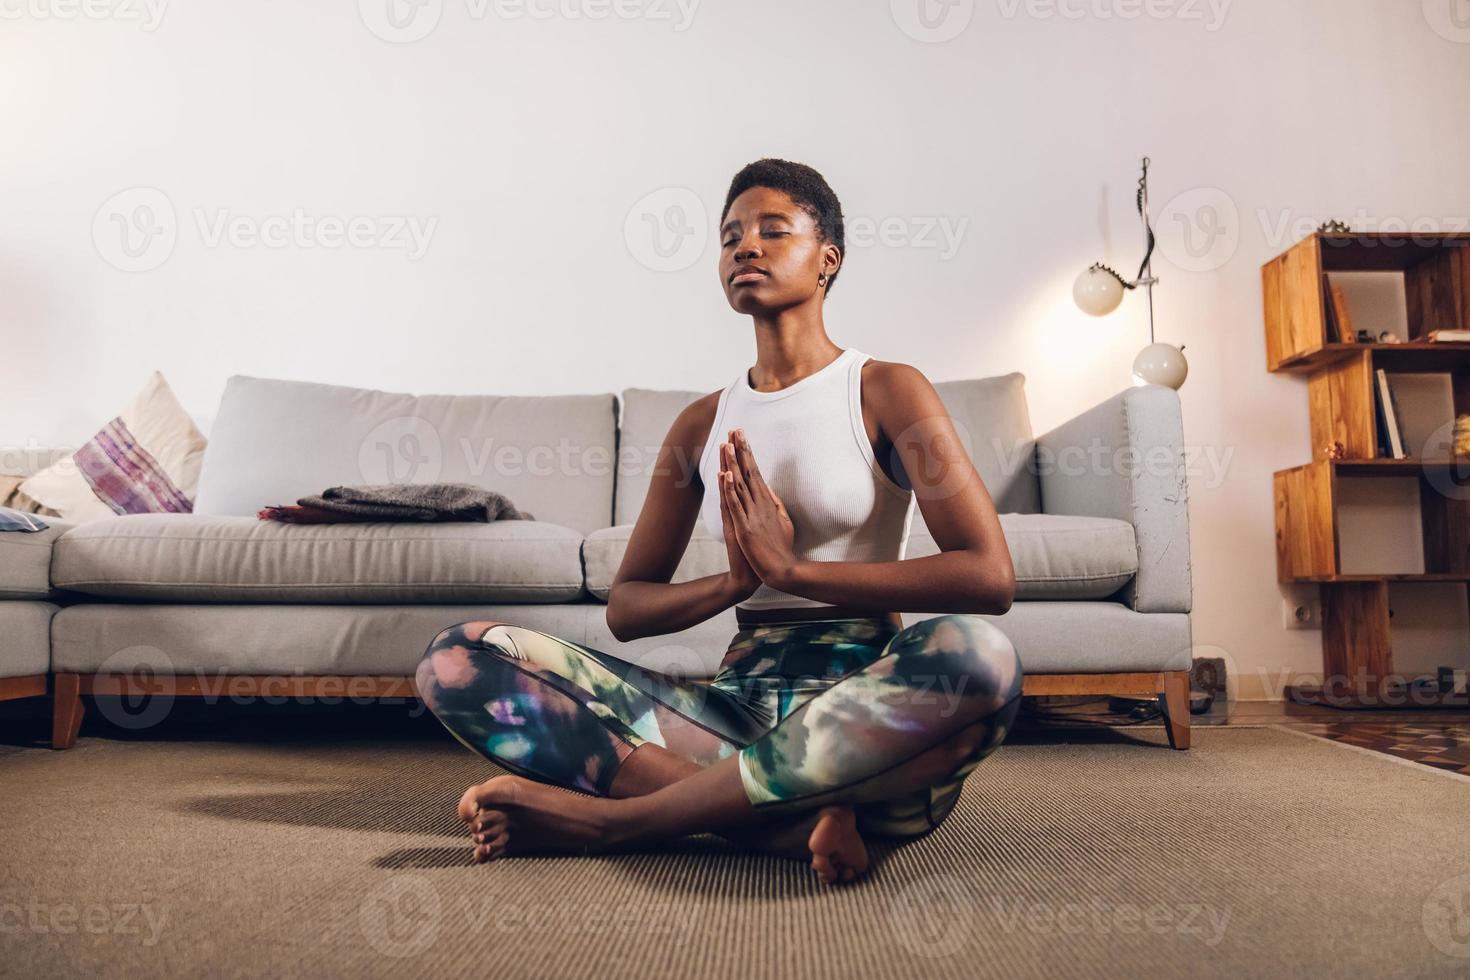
[454,774,869,883]
[458,775,623,863]
[807,806,869,885]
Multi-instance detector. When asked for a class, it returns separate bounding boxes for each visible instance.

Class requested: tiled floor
[1204,702,1470,776]
[1025,697,1470,777]
[1275,719,1470,775]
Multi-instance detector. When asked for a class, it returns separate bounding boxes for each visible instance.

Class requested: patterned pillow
[18,371,206,522]
[73,417,194,515]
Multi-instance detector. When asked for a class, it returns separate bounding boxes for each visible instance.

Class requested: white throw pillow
[19,372,207,523]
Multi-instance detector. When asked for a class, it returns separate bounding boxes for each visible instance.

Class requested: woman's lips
[730,271,766,285]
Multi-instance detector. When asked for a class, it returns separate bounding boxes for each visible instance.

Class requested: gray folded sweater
[299,483,534,523]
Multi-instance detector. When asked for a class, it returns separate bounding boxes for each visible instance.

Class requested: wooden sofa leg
[52,673,84,750]
[1160,670,1191,750]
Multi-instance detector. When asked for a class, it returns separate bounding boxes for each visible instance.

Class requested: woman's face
[718,186,839,315]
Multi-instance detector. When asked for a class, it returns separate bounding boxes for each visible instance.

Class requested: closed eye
[723,231,789,247]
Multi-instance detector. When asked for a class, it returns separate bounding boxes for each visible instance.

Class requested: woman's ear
[823,244,842,281]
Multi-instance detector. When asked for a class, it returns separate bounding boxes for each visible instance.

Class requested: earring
[817,273,828,287]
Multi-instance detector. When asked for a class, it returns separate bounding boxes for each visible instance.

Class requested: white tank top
[697,347,917,611]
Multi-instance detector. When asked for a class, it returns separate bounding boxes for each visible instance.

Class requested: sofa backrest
[613,371,1040,528]
[615,388,710,526]
[932,372,1040,515]
[194,376,618,534]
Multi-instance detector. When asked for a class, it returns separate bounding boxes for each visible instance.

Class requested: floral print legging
[415,614,1023,838]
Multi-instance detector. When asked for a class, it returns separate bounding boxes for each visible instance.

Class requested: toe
[811,852,837,884]
[474,833,509,862]
[461,777,523,820]
[471,775,523,810]
[458,785,483,824]
[474,811,507,835]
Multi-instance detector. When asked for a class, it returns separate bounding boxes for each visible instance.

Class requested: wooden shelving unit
[1266,232,1470,708]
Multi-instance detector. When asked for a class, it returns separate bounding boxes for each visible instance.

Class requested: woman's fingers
[718,467,732,521]
[723,430,788,518]
[719,467,745,535]
[764,482,790,522]
[723,469,747,519]
[721,445,750,513]
[724,440,754,507]
[723,449,746,517]
[731,429,768,492]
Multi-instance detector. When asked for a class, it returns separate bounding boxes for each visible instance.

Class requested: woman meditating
[416,158,1022,884]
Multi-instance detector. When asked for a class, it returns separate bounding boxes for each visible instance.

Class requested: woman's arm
[605,393,755,642]
[723,361,1016,616]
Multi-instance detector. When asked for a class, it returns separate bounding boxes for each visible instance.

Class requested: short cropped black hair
[720,158,846,292]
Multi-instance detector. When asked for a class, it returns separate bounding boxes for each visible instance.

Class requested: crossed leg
[417,614,1022,882]
[603,742,869,881]
[414,619,871,878]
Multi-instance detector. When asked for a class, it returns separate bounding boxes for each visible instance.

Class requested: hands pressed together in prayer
[717,428,798,596]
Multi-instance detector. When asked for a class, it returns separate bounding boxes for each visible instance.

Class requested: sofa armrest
[1035,386,1191,614]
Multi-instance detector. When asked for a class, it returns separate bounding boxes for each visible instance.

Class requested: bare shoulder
[860,358,943,416]
[662,388,726,472]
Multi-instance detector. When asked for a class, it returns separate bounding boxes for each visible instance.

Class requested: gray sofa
[0,371,1193,749]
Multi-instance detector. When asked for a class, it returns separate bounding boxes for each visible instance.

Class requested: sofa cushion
[906,605,1191,674]
[193,376,617,534]
[932,372,1039,514]
[0,519,74,599]
[51,514,586,603]
[612,371,1041,528]
[50,601,744,677]
[0,601,56,677]
[908,513,1137,600]
[582,523,729,601]
[582,513,1135,603]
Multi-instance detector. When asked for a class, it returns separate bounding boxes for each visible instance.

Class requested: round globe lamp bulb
[1132,342,1188,389]
[1073,267,1125,317]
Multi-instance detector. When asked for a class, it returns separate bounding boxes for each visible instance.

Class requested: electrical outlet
[1282,597,1323,631]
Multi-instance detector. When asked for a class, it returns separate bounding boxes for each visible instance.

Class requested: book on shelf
[1374,369,1406,459]
[1389,372,1456,458]
[1324,279,1354,343]
[1426,329,1470,343]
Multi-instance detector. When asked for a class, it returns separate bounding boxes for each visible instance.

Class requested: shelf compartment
[1274,342,1470,375]
[1274,460,1470,581]
[1264,233,1470,372]
[1305,357,1470,461]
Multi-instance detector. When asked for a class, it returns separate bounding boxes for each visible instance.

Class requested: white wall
[4,0,1470,697]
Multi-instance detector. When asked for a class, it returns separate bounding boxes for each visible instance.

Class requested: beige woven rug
[3,726,1468,978]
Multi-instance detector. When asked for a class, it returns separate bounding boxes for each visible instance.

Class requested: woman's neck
[747,308,842,393]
